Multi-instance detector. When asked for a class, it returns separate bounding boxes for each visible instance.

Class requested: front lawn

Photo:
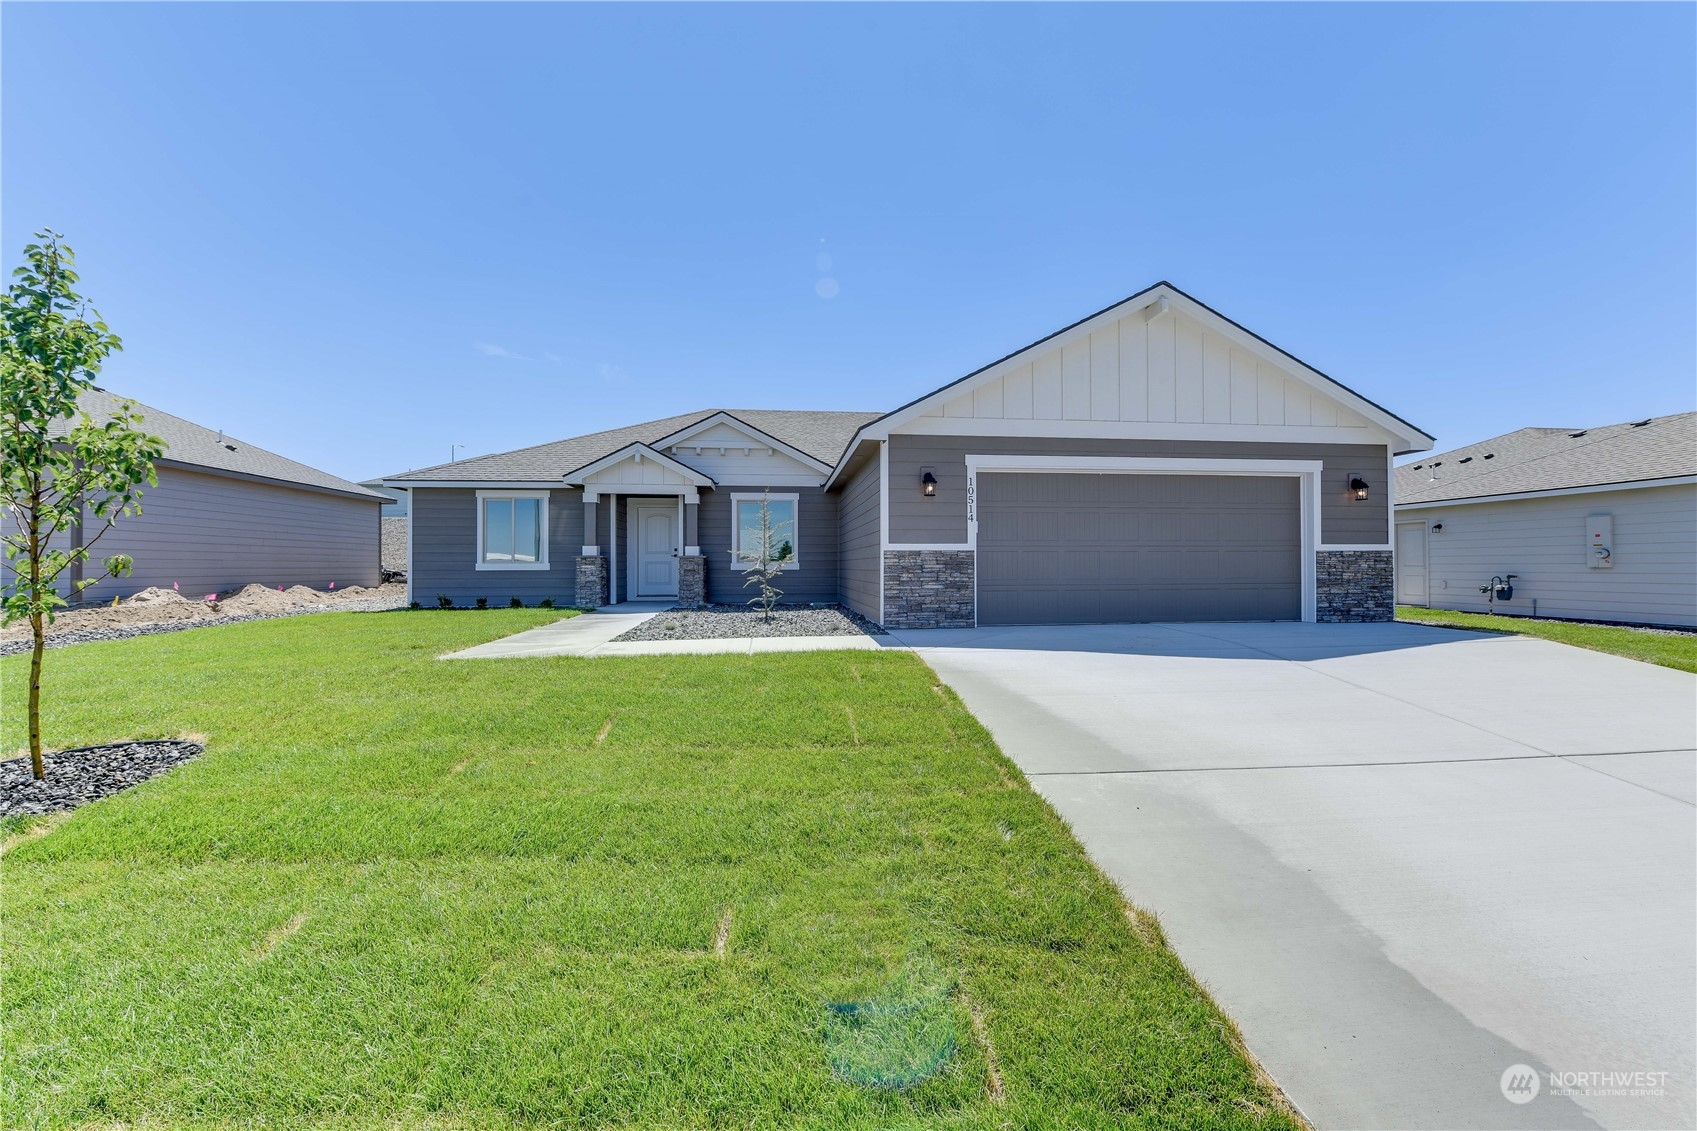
[1396,605,1697,673]
[0,611,1297,1130]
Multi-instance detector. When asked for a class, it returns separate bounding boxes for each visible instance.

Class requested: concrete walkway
[443,605,883,658]
[890,621,1695,1131]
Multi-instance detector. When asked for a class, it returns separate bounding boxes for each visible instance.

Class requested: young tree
[2,231,164,779]
[736,491,794,622]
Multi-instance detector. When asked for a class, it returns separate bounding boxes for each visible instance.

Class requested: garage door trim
[963,455,1323,624]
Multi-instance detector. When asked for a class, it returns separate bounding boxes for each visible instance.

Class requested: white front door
[631,501,680,598]
[1395,521,1428,606]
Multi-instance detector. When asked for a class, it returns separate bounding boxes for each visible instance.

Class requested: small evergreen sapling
[736,491,794,622]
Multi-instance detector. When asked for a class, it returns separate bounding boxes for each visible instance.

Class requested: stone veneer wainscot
[883,550,975,629]
[1316,549,1394,622]
[677,555,706,609]
[575,556,608,610]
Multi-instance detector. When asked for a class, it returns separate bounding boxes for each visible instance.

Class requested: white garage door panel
[977,472,1301,625]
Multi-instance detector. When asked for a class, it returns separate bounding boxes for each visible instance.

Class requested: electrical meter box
[1587,513,1613,569]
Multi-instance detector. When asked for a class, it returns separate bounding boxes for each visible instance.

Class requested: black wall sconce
[920,468,938,497]
[1349,476,1370,502]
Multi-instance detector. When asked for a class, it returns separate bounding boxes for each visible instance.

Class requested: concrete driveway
[883,621,1696,1130]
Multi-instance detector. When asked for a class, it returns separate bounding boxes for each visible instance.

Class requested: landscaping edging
[612,604,887,642]
[0,740,205,818]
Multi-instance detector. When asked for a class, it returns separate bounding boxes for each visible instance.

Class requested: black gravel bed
[613,604,888,642]
[1,740,205,818]
[0,595,409,657]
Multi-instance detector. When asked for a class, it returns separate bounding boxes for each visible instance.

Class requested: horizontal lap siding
[72,465,380,601]
[834,450,882,619]
[887,434,1389,546]
[698,486,838,606]
[410,487,583,606]
[1401,484,1697,627]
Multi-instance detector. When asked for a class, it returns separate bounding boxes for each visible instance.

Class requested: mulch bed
[0,740,205,818]
[613,604,887,642]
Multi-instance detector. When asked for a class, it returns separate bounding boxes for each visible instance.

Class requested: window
[730,492,800,570]
[476,490,549,570]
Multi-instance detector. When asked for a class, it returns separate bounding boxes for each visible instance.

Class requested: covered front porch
[565,442,712,608]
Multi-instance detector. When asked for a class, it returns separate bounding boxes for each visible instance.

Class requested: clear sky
[4,3,1693,482]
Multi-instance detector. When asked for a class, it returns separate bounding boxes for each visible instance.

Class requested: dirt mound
[217,584,301,615]
[284,585,327,603]
[124,586,191,606]
[330,585,376,600]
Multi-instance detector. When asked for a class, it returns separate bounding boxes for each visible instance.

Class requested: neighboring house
[1394,413,1697,628]
[384,282,1433,627]
[358,480,410,518]
[37,389,385,602]
[359,480,410,577]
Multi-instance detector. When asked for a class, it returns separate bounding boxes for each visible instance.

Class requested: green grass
[0,610,1297,1130]
[1397,605,1697,673]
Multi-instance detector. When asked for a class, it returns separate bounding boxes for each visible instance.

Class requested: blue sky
[5,3,1692,482]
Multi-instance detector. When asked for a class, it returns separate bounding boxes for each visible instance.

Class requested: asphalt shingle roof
[1395,412,1697,505]
[384,409,884,483]
[63,389,384,500]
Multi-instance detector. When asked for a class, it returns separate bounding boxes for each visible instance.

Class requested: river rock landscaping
[612,604,887,642]
[0,740,205,818]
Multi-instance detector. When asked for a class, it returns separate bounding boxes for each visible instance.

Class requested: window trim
[475,489,551,571]
[729,491,801,572]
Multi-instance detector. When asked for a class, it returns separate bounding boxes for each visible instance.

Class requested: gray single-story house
[41,388,386,602]
[385,283,1434,627]
[1394,412,1696,628]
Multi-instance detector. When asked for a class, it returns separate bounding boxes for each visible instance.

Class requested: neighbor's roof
[383,409,883,484]
[1395,412,1697,505]
[63,389,385,500]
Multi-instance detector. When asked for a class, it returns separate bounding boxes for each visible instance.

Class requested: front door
[632,501,679,598]
[1395,521,1428,606]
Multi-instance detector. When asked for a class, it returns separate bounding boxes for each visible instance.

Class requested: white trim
[581,545,600,556]
[730,491,802,572]
[385,479,562,489]
[877,440,889,622]
[405,487,415,606]
[562,442,717,488]
[1320,544,1393,552]
[963,454,1324,623]
[608,493,618,605]
[1395,476,1697,511]
[627,497,681,599]
[651,411,834,474]
[855,284,1432,453]
[473,489,551,571]
[890,417,1396,445]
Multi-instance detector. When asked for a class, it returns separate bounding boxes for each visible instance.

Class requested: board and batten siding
[410,486,584,606]
[1397,483,1697,628]
[66,464,380,601]
[696,486,839,605]
[915,306,1382,437]
[886,435,1390,546]
[834,448,883,620]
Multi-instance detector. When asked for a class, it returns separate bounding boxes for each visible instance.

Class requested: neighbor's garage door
[976,473,1301,625]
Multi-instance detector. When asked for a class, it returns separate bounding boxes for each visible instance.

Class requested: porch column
[575,491,608,608]
[679,493,705,608]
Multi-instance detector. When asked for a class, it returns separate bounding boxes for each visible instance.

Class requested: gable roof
[1395,412,1697,506]
[383,408,881,485]
[62,388,383,500]
[562,442,717,487]
[825,281,1433,480]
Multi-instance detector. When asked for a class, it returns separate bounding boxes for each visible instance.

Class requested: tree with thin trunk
[2,231,163,779]
[736,491,794,622]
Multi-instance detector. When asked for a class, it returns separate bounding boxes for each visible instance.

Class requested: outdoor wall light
[921,469,938,497]
[1350,476,1370,501]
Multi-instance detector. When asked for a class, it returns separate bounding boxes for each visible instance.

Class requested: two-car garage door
[976,473,1301,625]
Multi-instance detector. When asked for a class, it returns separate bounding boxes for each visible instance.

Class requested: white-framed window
[475,489,550,570]
[729,492,800,571]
